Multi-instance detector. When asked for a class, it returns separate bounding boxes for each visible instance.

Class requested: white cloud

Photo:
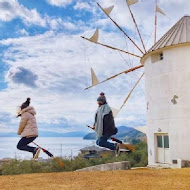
[74,2,91,11]
[0,0,46,27]
[18,29,29,36]
[0,0,79,31]
[47,0,73,7]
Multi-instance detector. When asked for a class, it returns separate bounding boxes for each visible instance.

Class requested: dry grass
[1,168,190,190]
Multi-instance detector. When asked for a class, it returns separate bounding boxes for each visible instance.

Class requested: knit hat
[21,98,31,110]
[97,92,107,104]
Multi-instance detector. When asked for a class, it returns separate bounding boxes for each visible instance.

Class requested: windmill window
[151,52,164,63]
[160,53,163,60]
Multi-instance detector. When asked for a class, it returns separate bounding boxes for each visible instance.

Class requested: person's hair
[21,98,31,110]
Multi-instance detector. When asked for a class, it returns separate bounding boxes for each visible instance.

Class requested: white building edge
[141,15,190,168]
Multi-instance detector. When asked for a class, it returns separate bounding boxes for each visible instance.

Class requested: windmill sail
[91,68,99,86]
[89,29,99,43]
[103,5,114,16]
[120,73,144,110]
[127,0,138,6]
[111,107,120,118]
[97,3,144,54]
[156,5,165,15]
[84,65,143,90]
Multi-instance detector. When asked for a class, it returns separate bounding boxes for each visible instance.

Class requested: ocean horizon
[0,137,95,160]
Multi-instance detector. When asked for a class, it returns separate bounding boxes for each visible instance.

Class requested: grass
[1,168,190,190]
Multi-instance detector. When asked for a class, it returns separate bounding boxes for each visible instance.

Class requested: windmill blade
[126,1,146,53]
[91,68,99,86]
[127,0,139,6]
[103,5,114,16]
[81,36,141,58]
[85,65,143,90]
[119,73,144,110]
[111,107,120,118]
[97,3,144,54]
[156,5,166,16]
[89,28,99,43]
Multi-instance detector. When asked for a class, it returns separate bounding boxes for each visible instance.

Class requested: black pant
[96,134,116,150]
[17,137,37,153]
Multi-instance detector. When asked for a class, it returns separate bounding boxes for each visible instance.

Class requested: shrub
[0,141,148,175]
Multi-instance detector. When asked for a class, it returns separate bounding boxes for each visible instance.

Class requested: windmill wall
[144,44,190,167]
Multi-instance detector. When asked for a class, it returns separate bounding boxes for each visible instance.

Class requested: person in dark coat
[93,92,120,155]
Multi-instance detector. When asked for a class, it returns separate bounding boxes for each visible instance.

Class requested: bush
[0,141,148,175]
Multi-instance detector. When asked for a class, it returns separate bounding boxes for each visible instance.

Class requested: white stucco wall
[144,45,190,166]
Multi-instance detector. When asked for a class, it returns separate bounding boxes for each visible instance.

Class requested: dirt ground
[1,168,190,190]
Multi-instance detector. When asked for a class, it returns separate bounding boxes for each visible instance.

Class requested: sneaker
[115,143,120,157]
[33,148,40,160]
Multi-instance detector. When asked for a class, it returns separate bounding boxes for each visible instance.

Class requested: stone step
[76,161,131,172]
[147,164,171,169]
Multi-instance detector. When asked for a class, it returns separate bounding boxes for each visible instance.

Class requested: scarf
[95,103,111,137]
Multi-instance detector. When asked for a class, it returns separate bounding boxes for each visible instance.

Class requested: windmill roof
[149,15,190,53]
[141,16,190,64]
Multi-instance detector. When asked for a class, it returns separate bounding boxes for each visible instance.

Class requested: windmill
[81,0,165,117]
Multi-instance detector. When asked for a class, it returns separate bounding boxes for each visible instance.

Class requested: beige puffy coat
[18,106,38,137]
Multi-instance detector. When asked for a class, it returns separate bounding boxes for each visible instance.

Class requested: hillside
[83,126,146,143]
[1,169,190,190]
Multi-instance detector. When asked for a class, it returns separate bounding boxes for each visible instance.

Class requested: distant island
[83,126,146,144]
[0,126,146,142]
[0,131,87,138]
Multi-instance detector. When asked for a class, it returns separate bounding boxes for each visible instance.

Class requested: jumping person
[17,98,40,159]
[93,92,120,156]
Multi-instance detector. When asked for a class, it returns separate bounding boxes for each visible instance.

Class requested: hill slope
[83,126,146,143]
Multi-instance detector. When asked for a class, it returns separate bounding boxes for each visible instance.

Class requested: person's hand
[92,126,95,130]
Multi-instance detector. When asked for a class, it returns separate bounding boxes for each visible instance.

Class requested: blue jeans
[96,134,116,150]
[17,137,37,153]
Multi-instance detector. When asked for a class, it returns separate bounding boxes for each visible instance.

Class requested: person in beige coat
[17,98,40,159]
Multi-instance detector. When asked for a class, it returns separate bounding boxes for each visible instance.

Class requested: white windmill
[142,15,190,168]
[81,1,190,168]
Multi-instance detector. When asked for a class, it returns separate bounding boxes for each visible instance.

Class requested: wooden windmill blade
[85,65,143,90]
[126,0,146,53]
[89,28,99,43]
[81,35,141,58]
[154,1,166,44]
[119,73,144,110]
[111,107,120,118]
[103,5,114,16]
[97,3,144,54]
[90,68,99,86]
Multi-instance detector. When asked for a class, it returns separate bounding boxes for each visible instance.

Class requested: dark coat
[94,111,118,137]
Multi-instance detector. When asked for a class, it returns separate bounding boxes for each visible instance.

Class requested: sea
[0,137,95,160]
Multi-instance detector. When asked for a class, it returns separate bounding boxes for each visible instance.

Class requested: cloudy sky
[0,0,189,134]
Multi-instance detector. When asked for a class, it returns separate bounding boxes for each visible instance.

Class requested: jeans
[17,137,37,153]
[96,134,116,150]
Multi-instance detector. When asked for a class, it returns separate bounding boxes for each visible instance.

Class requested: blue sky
[0,0,189,134]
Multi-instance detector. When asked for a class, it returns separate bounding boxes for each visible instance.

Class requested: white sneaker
[33,148,40,160]
[115,143,120,157]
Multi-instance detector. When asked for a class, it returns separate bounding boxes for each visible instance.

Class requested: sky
[0,0,189,134]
